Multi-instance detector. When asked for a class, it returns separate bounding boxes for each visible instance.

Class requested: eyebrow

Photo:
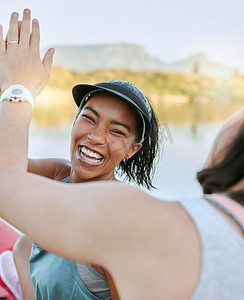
[111,120,131,132]
[84,107,131,132]
[84,107,99,117]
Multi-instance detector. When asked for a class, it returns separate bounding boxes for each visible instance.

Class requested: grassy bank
[32,67,244,127]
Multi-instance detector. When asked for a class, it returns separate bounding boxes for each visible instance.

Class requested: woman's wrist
[0,85,35,109]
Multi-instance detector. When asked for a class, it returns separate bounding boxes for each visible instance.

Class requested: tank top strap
[204,195,244,236]
[60,176,70,183]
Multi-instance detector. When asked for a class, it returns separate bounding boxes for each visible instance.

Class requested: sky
[1,0,244,71]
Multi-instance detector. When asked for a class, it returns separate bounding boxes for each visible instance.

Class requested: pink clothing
[0,250,23,300]
[0,220,22,300]
[206,193,244,229]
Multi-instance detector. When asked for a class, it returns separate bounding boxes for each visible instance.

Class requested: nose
[87,124,106,145]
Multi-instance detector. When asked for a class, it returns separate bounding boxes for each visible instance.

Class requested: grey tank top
[178,196,244,300]
[75,262,110,299]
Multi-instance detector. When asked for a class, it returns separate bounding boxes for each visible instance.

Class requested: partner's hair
[197,121,244,205]
[77,80,159,190]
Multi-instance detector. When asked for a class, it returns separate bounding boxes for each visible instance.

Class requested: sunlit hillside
[33,67,244,127]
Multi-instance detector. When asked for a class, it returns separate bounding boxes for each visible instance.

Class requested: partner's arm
[0,9,53,171]
[0,10,71,180]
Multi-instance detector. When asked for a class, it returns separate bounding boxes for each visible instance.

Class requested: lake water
[28,121,222,201]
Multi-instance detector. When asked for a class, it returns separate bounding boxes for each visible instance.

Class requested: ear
[125,143,142,160]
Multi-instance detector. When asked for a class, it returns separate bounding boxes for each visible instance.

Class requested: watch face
[12,88,23,96]
[11,88,23,101]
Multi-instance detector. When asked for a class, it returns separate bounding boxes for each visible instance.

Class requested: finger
[0,25,5,55]
[30,19,40,56]
[7,12,19,46]
[19,9,31,48]
[42,48,55,74]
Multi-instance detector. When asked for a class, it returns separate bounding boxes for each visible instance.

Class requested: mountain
[47,43,236,78]
[165,53,236,78]
[51,44,168,71]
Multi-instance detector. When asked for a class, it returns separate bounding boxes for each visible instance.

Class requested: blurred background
[1,0,244,199]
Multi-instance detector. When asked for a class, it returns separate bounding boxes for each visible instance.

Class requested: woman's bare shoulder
[28,157,71,180]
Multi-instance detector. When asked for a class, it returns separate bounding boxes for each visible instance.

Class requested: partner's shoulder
[102,183,182,239]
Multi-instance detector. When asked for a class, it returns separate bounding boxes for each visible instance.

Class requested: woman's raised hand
[0,9,54,98]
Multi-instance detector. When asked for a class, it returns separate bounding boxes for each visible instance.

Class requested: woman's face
[70,93,142,183]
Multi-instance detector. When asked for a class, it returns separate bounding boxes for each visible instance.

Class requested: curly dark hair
[116,99,159,190]
[197,121,244,205]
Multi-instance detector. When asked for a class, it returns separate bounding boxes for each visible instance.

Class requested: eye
[111,130,126,137]
[82,114,95,123]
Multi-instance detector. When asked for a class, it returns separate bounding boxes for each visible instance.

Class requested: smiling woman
[72,80,159,189]
[70,92,142,182]
[13,77,159,299]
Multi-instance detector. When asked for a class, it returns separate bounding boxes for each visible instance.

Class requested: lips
[78,146,104,166]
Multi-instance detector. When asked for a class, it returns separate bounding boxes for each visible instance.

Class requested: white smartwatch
[0,85,35,108]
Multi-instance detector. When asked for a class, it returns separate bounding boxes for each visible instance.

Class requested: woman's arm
[13,236,35,300]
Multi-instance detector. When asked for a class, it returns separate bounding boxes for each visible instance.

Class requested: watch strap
[0,85,35,108]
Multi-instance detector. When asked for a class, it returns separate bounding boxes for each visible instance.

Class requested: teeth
[81,155,101,164]
[80,146,103,160]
